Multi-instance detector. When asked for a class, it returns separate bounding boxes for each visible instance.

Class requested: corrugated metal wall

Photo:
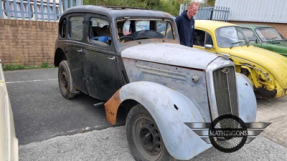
[215,0,287,23]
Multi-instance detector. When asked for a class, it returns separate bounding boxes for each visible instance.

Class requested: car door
[83,14,122,101]
[65,14,88,93]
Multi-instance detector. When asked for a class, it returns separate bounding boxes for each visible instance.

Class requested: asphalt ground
[4,68,125,145]
[5,68,287,160]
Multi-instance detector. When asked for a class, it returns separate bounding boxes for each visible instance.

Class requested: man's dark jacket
[175,11,195,47]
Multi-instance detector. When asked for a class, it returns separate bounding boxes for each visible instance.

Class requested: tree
[206,0,215,6]
[83,0,190,16]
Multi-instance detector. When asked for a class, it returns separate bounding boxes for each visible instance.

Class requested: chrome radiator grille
[213,66,238,116]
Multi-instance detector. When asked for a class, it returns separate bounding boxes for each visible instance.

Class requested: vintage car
[239,24,287,57]
[0,60,18,161]
[54,6,257,160]
[194,20,287,98]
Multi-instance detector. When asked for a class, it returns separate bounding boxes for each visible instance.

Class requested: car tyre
[58,60,76,99]
[126,104,174,161]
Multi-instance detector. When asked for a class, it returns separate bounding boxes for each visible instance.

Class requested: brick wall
[0,19,58,66]
[229,21,287,38]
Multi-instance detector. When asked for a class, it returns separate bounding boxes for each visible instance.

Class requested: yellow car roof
[195,20,237,31]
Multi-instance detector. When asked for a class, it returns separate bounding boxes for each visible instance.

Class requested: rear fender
[105,81,211,160]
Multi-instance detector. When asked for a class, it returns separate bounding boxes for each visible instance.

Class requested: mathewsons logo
[185,114,270,153]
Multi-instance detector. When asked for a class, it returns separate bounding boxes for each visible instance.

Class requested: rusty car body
[0,60,19,161]
[54,6,257,160]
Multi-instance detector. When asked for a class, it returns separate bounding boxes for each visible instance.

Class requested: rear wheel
[126,104,174,161]
[58,60,76,99]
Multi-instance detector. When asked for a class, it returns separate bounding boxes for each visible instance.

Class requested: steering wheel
[136,37,150,40]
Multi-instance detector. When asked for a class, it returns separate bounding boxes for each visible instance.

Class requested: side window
[69,16,84,40]
[59,18,67,38]
[242,28,256,40]
[194,29,206,46]
[89,17,111,46]
[194,29,213,47]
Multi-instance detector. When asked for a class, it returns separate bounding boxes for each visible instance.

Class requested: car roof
[238,24,271,29]
[195,20,236,30]
[62,5,174,19]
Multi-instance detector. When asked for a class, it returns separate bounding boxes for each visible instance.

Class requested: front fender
[236,73,257,122]
[105,81,211,160]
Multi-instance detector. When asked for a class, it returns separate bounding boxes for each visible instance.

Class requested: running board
[94,102,105,108]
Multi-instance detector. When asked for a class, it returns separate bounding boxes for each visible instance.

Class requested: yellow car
[194,20,287,98]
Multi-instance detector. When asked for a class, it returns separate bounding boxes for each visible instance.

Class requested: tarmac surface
[4,68,125,145]
[4,68,287,160]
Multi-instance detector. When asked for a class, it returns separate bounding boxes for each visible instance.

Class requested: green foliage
[41,62,50,68]
[84,0,189,16]
[2,62,54,71]
[206,0,215,6]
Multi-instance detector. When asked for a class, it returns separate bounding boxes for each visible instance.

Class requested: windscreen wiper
[269,37,282,44]
[230,41,241,49]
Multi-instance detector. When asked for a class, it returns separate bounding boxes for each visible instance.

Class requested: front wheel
[58,60,76,99]
[126,104,174,161]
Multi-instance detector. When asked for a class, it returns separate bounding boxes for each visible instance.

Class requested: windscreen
[117,19,174,43]
[216,26,248,48]
[255,27,284,41]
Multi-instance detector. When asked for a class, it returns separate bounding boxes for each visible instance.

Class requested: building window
[3,1,32,18]
[35,5,60,20]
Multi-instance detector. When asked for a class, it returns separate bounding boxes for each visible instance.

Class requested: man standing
[176,2,199,47]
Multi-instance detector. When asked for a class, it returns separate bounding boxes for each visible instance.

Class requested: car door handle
[77,49,84,53]
[108,56,116,61]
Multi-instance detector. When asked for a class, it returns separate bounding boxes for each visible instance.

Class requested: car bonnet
[121,43,219,70]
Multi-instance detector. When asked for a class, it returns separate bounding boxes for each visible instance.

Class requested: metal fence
[0,0,83,22]
[179,3,230,22]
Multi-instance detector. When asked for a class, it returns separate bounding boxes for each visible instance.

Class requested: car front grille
[213,66,238,116]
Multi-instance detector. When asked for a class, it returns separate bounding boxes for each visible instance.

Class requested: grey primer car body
[54,6,257,160]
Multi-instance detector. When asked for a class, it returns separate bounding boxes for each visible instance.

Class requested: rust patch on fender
[104,89,121,125]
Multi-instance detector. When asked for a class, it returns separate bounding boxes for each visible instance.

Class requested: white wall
[215,0,287,23]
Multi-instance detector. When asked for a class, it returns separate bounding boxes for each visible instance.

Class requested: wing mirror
[205,44,213,49]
